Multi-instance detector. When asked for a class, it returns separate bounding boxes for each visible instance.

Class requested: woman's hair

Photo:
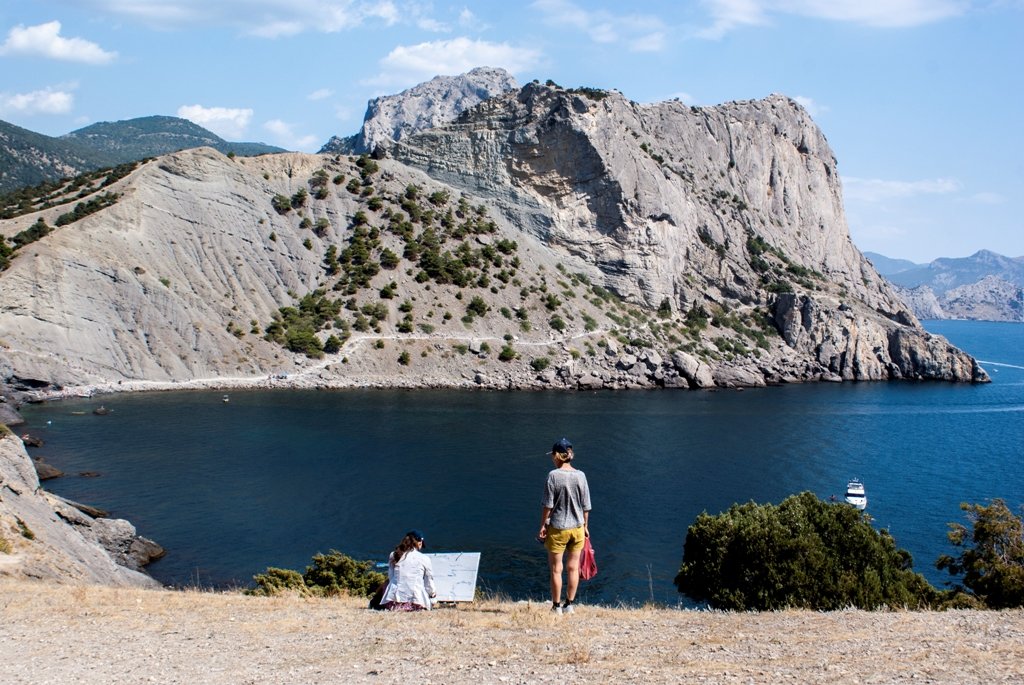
[554,448,573,465]
[392,532,421,564]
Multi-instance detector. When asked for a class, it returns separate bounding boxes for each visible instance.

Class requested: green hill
[0,119,114,193]
[63,115,284,164]
[0,116,285,194]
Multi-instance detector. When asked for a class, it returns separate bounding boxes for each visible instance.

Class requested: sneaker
[562,601,575,615]
[551,604,562,615]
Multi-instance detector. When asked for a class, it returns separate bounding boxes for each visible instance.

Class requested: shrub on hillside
[674,491,937,610]
[937,498,1024,609]
[248,550,385,598]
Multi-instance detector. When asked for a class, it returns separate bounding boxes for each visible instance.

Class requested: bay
[19,320,1024,605]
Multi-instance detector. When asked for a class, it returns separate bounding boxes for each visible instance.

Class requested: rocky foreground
[1,580,1022,684]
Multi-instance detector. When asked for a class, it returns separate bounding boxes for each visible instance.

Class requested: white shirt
[381,548,436,609]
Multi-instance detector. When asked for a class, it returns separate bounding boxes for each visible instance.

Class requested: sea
[18,320,1024,605]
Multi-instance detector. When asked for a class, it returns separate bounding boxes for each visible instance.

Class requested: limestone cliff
[320,67,518,154]
[0,430,161,585]
[387,82,986,383]
[0,79,986,396]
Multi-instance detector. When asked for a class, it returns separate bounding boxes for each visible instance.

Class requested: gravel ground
[2,580,1022,684]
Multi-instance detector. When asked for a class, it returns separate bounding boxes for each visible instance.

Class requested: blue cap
[407,529,424,542]
[551,437,573,454]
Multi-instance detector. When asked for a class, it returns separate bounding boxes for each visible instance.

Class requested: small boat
[844,478,867,510]
[92,405,109,416]
[222,394,230,403]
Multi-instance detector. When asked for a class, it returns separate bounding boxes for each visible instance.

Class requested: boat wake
[979,360,1024,371]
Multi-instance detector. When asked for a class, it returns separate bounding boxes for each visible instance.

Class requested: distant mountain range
[0,116,285,194]
[865,250,1024,322]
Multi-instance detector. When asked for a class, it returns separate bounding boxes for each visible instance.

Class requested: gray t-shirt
[542,468,592,530]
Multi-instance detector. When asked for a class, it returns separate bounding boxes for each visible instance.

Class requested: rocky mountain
[0,78,986,401]
[0,116,285,195]
[320,66,518,155]
[870,250,1024,321]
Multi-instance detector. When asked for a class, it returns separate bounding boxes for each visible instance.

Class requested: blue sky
[1,1,1021,262]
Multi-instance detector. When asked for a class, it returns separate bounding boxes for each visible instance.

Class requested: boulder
[713,365,768,388]
[671,351,716,388]
[32,456,64,480]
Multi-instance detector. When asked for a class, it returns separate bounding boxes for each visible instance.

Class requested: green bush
[272,194,291,214]
[248,550,385,598]
[675,492,937,610]
[937,499,1024,608]
[323,335,342,354]
[530,357,550,372]
[248,567,305,596]
[466,296,489,317]
[12,217,52,248]
[498,344,517,362]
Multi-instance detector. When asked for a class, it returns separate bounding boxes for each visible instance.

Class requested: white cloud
[263,119,319,151]
[532,0,669,52]
[842,176,960,202]
[370,37,542,88]
[0,87,74,115]
[417,17,450,32]
[458,8,489,31]
[71,0,399,36]
[630,32,667,52]
[793,95,828,117]
[0,21,117,64]
[308,88,333,101]
[966,192,1005,205]
[177,104,253,139]
[698,0,969,38]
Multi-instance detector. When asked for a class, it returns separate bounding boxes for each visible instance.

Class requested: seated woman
[380,529,437,611]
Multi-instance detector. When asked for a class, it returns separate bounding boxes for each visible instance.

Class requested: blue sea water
[18,320,1024,605]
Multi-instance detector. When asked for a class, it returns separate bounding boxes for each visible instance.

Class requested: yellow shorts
[544,525,585,554]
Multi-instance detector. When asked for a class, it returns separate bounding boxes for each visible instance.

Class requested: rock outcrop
[0,430,162,585]
[0,77,987,397]
[320,67,518,154]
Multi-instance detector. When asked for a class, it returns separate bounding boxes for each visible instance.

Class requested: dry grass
[1,579,1023,684]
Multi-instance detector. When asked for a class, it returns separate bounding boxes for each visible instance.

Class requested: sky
[1,1,1022,262]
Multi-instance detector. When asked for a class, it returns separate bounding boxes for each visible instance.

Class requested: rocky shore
[0,432,162,587]
[1,580,1022,684]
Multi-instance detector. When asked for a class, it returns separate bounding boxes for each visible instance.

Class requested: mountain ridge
[0,115,285,195]
[867,249,1024,321]
[0,77,987,400]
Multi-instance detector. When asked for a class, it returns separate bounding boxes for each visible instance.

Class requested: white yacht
[844,479,867,510]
